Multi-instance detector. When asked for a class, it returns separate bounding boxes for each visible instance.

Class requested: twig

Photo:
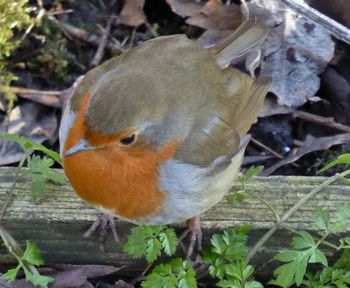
[0,86,62,108]
[48,16,124,54]
[1,86,61,96]
[0,151,29,221]
[279,0,350,45]
[90,17,114,67]
[246,168,350,262]
[293,110,350,133]
[281,225,339,250]
[0,224,40,275]
[250,137,298,168]
[251,137,283,159]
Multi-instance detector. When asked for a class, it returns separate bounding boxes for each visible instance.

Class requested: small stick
[250,137,299,167]
[48,16,124,54]
[246,168,350,262]
[90,17,114,67]
[293,110,350,133]
[279,0,350,45]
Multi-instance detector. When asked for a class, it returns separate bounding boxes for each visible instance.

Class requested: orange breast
[63,93,177,221]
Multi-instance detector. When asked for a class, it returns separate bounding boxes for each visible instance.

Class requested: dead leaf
[322,67,350,125]
[114,280,134,288]
[166,0,202,17]
[0,102,57,165]
[186,0,243,31]
[248,0,335,107]
[54,264,123,279]
[49,268,88,288]
[197,29,232,48]
[117,0,146,27]
[259,96,294,117]
[261,133,350,176]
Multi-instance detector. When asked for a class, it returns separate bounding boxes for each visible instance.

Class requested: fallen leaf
[49,268,88,288]
[197,29,232,48]
[0,102,57,165]
[186,0,243,31]
[117,0,146,27]
[248,0,335,107]
[165,0,202,17]
[322,66,350,125]
[53,264,123,279]
[261,133,350,176]
[114,280,134,288]
[259,96,294,117]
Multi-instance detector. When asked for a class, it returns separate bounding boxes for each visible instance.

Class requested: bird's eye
[119,134,136,146]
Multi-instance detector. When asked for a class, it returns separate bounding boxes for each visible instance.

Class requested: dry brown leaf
[261,133,350,176]
[54,264,123,279]
[166,0,202,17]
[186,0,243,31]
[248,0,335,107]
[117,0,146,27]
[0,102,57,165]
[197,29,232,48]
[259,96,294,117]
[322,67,350,125]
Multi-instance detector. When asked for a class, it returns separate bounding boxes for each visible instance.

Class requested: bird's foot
[83,214,119,251]
[179,216,202,261]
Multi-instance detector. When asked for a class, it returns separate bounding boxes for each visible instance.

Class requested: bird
[59,20,271,258]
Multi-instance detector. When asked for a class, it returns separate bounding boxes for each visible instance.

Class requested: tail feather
[210,20,270,68]
[234,76,272,136]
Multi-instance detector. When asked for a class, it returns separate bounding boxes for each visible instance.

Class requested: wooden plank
[0,167,349,276]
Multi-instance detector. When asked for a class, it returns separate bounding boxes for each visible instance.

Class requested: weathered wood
[0,167,349,276]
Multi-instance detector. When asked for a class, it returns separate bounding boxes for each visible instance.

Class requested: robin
[59,20,271,258]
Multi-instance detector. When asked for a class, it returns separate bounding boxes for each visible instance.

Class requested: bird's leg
[179,216,202,260]
[83,214,119,251]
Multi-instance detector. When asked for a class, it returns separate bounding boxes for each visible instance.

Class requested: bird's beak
[63,138,93,157]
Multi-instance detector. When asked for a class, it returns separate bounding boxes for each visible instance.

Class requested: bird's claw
[83,214,119,251]
[179,216,202,261]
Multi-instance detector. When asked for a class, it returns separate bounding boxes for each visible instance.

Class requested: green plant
[0,134,64,200]
[0,134,62,287]
[227,166,263,203]
[0,0,35,110]
[202,226,262,288]
[123,225,179,263]
[141,258,197,288]
[270,205,350,288]
[1,240,54,287]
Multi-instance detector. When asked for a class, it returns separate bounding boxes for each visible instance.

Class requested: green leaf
[123,226,149,258]
[319,154,350,173]
[270,261,295,288]
[142,258,197,288]
[0,133,62,165]
[26,273,54,288]
[22,241,44,266]
[291,231,315,249]
[26,155,65,198]
[315,208,330,231]
[178,260,197,288]
[159,228,178,256]
[334,249,350,270]
[274,250,301,262]
[2,265,21,282]
[331,204,350,233]
[309,248,328,267]
[124,225,179,263]
[245,280,263,288]
[240,166,264,183]
[146,238,162,263]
